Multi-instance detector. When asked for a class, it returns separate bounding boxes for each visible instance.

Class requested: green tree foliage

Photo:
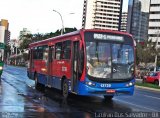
[19,27,77,50]
[43,27,77,39]
[4,45,11,60]
[19,38,32,50]
[19,33,33,50]
[136,40,160,66]
[22,53,28,61]
[64,27,77,33]
[5,45,11,54]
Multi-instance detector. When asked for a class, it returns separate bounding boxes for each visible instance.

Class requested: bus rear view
[78,30,135,100]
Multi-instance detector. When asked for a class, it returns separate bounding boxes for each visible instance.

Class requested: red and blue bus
[27,29,135,100]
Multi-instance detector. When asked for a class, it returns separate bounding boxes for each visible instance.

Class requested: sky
[0,0,128,39]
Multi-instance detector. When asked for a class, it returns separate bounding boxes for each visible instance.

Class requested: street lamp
[53,9,65,35]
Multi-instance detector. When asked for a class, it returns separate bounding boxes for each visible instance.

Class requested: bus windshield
[86,41,134,81]
[86,42,111,78]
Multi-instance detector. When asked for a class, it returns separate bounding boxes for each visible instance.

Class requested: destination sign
[84,32,133,45]
[93,33,124,42]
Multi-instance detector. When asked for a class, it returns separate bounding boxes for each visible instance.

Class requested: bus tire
[62,79,69,99]
[104,95,113,101]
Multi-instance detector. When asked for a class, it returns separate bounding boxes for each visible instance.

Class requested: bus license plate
[106,89,115,93]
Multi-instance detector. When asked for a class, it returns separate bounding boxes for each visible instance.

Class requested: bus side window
[33,48,38,59]
[43,46,49,61]
[55,42,62,60]
[62,40,71,59]
[51,46,55,61]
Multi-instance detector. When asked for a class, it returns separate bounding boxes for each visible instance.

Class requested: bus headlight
[126,82,134,87]
[0,66,3,70]
[85,81,96,86]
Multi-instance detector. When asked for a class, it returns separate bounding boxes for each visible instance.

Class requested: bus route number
[100,84,111,88]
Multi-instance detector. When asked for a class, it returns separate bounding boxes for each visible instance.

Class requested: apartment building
[0,19,10,45]
[127,0,150,42]
[148,0,160,45]
[82,0,123,31]
[121,12,127,32]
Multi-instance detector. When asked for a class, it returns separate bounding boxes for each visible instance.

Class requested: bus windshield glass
[86,42,112,78]
[85,32,134,81]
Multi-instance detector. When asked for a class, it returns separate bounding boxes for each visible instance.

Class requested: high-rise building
[127,0,150,42]
[82,0,123,31]
[19,28,31,36]
[121,12,128,32]
[0,19,9,30]
[0,19,10,45]
[148,0,160,45]
[0,26,5,43]
[6,31,11,46]
[19,28,31,40]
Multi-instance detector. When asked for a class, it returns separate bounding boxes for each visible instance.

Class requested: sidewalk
[135,78,160,92]
[135,78,143,83]
[136,85,160,92]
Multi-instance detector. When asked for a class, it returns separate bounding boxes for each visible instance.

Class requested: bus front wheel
[62,79,69,99]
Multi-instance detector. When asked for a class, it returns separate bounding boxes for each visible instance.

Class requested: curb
[135,85,160,92]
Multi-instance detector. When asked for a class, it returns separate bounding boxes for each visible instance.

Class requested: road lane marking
[114,98,159,112]
[135,92,160,100]
[142,94,160,100]
[136,86,160,92]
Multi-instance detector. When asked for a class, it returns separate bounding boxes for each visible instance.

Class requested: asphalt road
[0,65,160,118]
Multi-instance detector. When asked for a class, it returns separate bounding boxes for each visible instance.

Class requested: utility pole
[154,31,159,72]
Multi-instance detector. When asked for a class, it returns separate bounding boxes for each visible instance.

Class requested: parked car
[143,72,160,85]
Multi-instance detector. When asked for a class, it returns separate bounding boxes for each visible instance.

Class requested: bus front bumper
[77,82,134,96]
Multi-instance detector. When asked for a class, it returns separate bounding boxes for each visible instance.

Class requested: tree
[44,27,77,38]
[19,27,77,50]
[19,38,32,50]
[136,40,160,66]
[64,27,77,33]
[32,33,44,42]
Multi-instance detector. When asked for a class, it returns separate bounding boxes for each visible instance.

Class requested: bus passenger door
[47,46,54,87]
[72,41,79,92]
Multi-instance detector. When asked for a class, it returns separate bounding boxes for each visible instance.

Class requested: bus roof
[29,29,133,47]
